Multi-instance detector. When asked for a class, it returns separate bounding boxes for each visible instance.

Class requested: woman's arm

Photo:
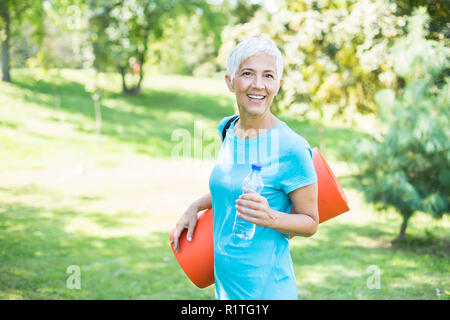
[235,183,319,237]
[171,192,212,252]
[271,183,318,236]
[191,192,213,212]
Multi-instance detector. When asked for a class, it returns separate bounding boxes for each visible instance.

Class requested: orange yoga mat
[169,147,349,288]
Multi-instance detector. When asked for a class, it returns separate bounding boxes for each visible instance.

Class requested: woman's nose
[251,75,264,89]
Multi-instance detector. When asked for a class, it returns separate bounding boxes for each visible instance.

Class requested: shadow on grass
[290,220,449,299]
[9,71,234,157]
[0,184,214,299]
[391,235,450,258]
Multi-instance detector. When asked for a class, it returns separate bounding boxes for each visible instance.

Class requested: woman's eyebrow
[241,67,276,73]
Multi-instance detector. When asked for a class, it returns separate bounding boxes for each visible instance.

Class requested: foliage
[149,8,226,76]
[346,7,450,239]
[83,0,215,94]
[27,0,91,69]
[149,0,261,76]
[0,0,45,41]
[0,0,45,81]
[219,0,407,123]
[395,0,450,44]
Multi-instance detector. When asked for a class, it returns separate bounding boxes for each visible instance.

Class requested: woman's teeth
[248,95,265,100]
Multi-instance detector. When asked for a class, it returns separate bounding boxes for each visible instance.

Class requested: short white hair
[226,37,283,84]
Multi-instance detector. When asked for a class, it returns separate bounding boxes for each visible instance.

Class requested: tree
[347,8,449,240]
[219,0,407,123]
[0,0,45,82]
[86,0,209,95]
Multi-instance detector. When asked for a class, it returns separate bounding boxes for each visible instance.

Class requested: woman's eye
[243,72,252,76]
[265,74,274,79]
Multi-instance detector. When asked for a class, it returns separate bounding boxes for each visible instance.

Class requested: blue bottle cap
[252,164,262,171]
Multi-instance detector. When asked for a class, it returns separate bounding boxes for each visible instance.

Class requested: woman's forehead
[239,54,277,72]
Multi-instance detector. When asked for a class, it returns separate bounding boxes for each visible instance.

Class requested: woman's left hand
[235,188,278,228]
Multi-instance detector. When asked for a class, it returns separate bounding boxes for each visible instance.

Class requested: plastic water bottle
[233,164,264,240]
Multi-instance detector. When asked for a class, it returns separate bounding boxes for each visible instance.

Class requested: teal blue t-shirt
[209,115,317,300]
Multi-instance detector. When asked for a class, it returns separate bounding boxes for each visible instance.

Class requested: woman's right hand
[170,204,199,253]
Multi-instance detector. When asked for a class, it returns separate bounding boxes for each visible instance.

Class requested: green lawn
[0,69,448,300]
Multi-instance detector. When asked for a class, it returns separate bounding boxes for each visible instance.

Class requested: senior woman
[171,37,319,300]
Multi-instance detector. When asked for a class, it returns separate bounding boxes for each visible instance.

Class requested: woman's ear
[225,75,235,93]
[275,79,283,95]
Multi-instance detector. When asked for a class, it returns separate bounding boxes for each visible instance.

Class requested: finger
[172,226,185,253]
[239,192,262,202]
[235,204,261,219]
[236,206,259,224]
[236,198,261,210]
[186,220,197,242]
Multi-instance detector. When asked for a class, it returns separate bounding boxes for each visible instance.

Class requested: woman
[171,37,319,300]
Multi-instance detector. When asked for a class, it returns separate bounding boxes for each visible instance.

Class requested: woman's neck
[235,112,279,140]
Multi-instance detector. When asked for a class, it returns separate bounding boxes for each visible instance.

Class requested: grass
[0,68,448,300]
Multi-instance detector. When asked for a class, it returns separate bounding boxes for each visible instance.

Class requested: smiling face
[225,54,283,118]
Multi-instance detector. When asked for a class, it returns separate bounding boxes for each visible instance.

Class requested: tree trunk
[1,7,11,82]
[119,61,143,95]
[119,65,129,93]
[398,211,413,240]
[120,67,142,95]
[120,27,149,95]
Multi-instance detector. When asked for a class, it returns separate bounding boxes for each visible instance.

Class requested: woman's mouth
[247,94,266,104]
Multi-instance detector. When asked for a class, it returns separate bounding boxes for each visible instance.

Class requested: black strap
[221,115,239,142]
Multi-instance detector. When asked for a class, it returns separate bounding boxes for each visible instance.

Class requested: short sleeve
[279,140,317,194]
[217,115,238,142]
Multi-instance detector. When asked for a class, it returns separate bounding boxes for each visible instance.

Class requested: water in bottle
[233,164,264,240]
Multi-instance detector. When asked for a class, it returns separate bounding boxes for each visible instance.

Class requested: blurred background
[0,0,448,299]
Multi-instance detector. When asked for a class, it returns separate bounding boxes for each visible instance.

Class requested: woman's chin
[241,105,268,116]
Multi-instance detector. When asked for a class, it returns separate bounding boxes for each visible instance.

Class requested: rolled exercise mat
[169,147,349,288]
[169,208,214,289]
[311,147,349,223]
